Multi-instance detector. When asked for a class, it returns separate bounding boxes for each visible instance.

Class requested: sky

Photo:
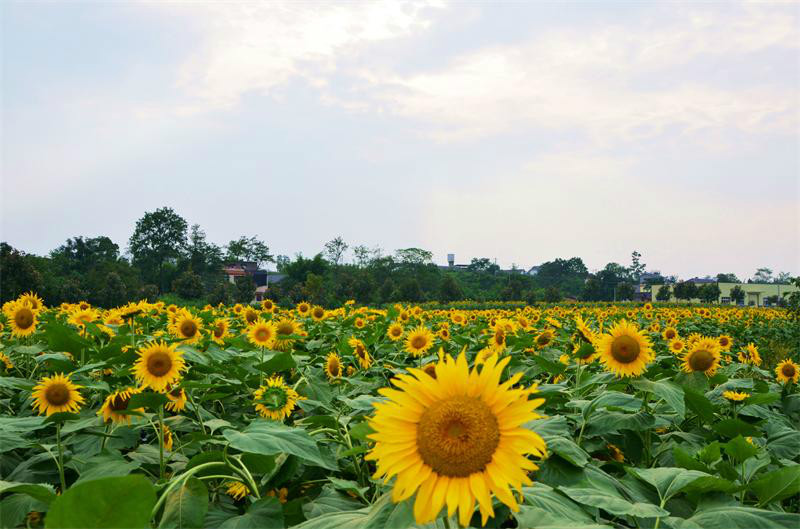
[1,1,798,280]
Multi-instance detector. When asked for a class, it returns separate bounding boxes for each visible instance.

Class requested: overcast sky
[2,1,798,279]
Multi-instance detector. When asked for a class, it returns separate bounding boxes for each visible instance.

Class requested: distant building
[527,266,541,276]
[651,281,798,306]
[224,261,286,294]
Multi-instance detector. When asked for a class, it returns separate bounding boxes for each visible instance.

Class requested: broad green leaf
[712,418,761,439]
[219,497,283,529]
[545,436,590,467]
[302,485,363,519]
[723,436,758,463]
[521,484,594,523]
[767,429,800,459]
[585,411,655,436]
[684,387,716,422]
[223,421,337,470]
[633,379,685,420]
[262,351,296,374]
[43,321,91,356]
[1,493,44,529]
[750,465,800,506]
[625,467,710,503]
[45,475,156,529]
[678,506,800,528]
[0,481,57,504]
[558,486,668,518]
[158,478,208,529]
[127,392,169,410]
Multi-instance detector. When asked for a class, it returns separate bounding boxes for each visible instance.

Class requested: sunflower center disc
[783,364,796,378]
[611,335,641,364]
[665,330,676,340]
[214,325,225,338]
[147,352,173,377]
[689,349,714,372]
[411,336,427,349]
[537,335,550,346]
[110,393,130,411]
[16,309,34,329]
[255,328,269,342]
[45,383,70,406]
[180,321,197,337]
[417,396,500,477]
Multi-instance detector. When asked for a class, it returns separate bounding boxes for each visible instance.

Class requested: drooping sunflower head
[325,352,342,380]
[32,373,85,416]
[349,337,372,369]
[162,423,174,451]
[387,323,405,341]
[596,319,653,378]
[681,337,721,376]
[574,315,595,343]
[170,311,203,344]
[226,481,250,501]
[133,341,186,392]
[7,300,38,337]
[607,443,625,463]
[405,326,435,357]
[737,343,762,366]
[776,359,799,384]
[723,390,749,402]
[99,387,143,424]
[253,375,301,420]
[165,386,188,412]
[534,329,554,349]
[311,306,326,322]
[247,319,276,348]
[366,352,546,527]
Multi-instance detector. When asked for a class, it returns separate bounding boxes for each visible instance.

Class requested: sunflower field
[1,293,799,529]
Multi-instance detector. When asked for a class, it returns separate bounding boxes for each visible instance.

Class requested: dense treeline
[1,207,794,308]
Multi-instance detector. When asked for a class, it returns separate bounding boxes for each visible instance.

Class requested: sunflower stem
[186,390,207,435]
[56,422,66,492]
[158,406,165,481]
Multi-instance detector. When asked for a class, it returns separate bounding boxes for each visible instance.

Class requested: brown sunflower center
[417,396,500,477]
[45,383,70,406]
[245,311,258,324]
[180,320,198,337]
[423,364,437,379]
[391,327,402,337]
[355,344,367,359]
[719,337,729,346]
[328,358,341,376]
[493,330,505,345]
[15,308,34,329]
[610,335,641,364]
[214,324,225,338]
[688,349,715,372]
[147,351,173,377]
[313,308,324,318]
[665,329,676,340]
[537,334,551,346]
[411,335,428,350]
[110,393,131,411]
[254,328,270,342]
[782,364,796,378]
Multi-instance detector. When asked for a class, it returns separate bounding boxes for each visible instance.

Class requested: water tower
[447,253,455,267]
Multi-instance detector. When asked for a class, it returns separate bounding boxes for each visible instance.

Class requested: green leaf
[302,485,363,520]
[632,379,685,420]
[723,436,758,463]
[45,475,156,529]
[347,421,375,442]
[262,352,296,374]
[43,321,91,356]
[44,412,82,424]
[0,481,57,504]
[558,486,668,518]
[585,411,655,436]
[520,484,594,523]
[127,392,169,411]
[73,453,142,484]
[767,429,800,459]
[750,465,800,506]
[684,387,716,422]
[158,478,208,529]
[223,421,338,470]
[1,493,43,529]
[545,436,590,467]
[219,497,283,529]
[679,506,800,528]
[713,418,761,439]
[625,467,710,503]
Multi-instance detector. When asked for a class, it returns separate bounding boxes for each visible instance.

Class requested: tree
[226,236,272,267]
[129,207,189,292]
[615,282,635,301]
[275,255,290,272]
[716,273,740,283]
[698,283,721,303]
[208,282,235,306]
[439,275,463,302]
[543,286,561,303]
[774,271,793,284]
[0,243,43,303]
[673,281,699,301]
[629,251,646,282]
[730,285,746,305]
[534,257,589,298]
[394,248,433,265]
[353,245,372,267]
[398,278,423,302]
[783,277,800,320]
[99,272,128,307]
[467,258,500,274]
[234,276,255,304]
[187,225,223,277]
[751,268,773,284]
[303,273,325,304]
[173,271,204,299]
[324,237,348,265]
[655,285,672,302]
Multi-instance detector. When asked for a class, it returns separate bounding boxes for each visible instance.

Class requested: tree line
[0,207,794,308]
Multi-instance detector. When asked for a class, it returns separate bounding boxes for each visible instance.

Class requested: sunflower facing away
[170,311,203,344]
[7,301,38,338]
[32,373,85,416]
[133,341,186,392]
[738,343,762,366]
[254,375,301,420]
[367,352,546,527]
[405,325,435,357]
[247,319,276,348]
[681,337,722,376]
[595,319,653,378]
[776,359,799,384]
[325,352,342,380]
[99,387,143,424]
[165,386,188,412]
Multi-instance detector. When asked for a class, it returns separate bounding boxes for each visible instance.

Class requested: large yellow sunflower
[18,292,45,312]
[247,319,276,348]
[311,306,327,322]
[6,301,39,337]
[366,352,546,527]
[133,341,186,392]
[405,325,435,357]
[253,375,301,420]
[681,337,721,376]
[273,318,302,351]
[595,319,653,377]
[170,311,203,344]
[98,387,143,424]
[325,352,342,380]
[31,373,85,416]
[776,359,799,384]
[242,306,261,325]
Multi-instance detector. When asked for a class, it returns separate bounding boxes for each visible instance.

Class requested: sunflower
[355,317,367,329]
[366,352,547,527]
[273,318,302,351]
[422,363,438,379]
[99,387,143,424]
[267,487,289,504]
[405,326,435,357]
[776,359,799,384]
[717,334,733,351]
[325,352,342,380]
[247,319,276,348]
[31,373,84,416]
[170,311,203,344]
[68,307,99,334]
[723,390,749,402]
[253,375,301,420]
[18,292,45,312]
[534,329,554,349]
[311,306,326,322]
[7,301,38,337]
[133,341,186,392]
[349,337,372,369]
[260,299,275,312]
[607,444,625,463]
[162,423,174,451]
[681,338,721,376]
[438,328,451,341]
[595,319,653,378]
[296,302,311,317]
[387,323,405,341]
[574,315,595,343]
[737,343,762,366]
[226,481,250,500]
[662,327,678,341]
[242,306,260,325]
[450,312,466,325]
[488,328,506,352]
[669,339,685,355]
[165,386,188,412]
[0,351,13,371]
[210,318,230,345]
